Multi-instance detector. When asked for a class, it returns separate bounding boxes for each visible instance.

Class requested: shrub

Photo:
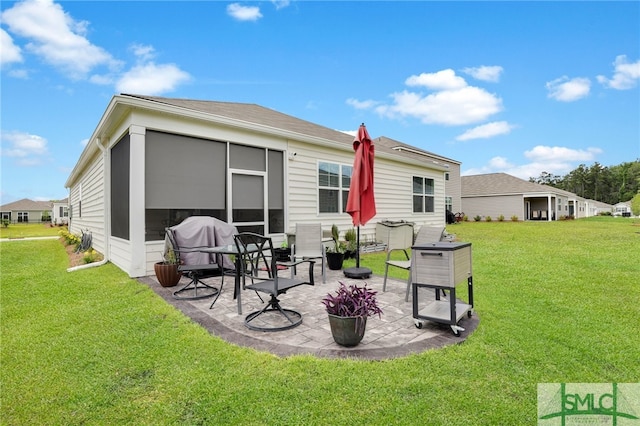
[511,215,519,222]
[474,215,481,222]
[322,281,383,318]
[485,216,492,222]
[497,215,505,222]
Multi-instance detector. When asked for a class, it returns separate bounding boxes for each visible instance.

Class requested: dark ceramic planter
[154,262,181,287]
[273,247,291,262]
[327,314,367,347]
[326,252,344,270]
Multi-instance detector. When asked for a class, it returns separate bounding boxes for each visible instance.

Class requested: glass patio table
[202,243,260,314]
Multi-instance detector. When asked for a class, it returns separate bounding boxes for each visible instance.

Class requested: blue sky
[1,0,639,205]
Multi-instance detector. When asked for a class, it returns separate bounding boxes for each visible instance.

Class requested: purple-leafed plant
[322,281,383,318]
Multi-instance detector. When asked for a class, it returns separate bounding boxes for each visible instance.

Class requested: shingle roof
[0,198,53,211]
[461,173,571,197]
[125,94,355,146]
[123,95,442,162]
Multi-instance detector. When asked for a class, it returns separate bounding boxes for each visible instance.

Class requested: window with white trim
[413,176,435,213]
[445,196,452,212]
[318,162,352,213]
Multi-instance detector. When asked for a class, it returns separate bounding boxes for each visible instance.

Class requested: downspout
[67,258,108,272]
[68,137,109,272]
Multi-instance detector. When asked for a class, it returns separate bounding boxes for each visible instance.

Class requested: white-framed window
[445,196,452,212]
[413,176,435,213]
[17,212,28,223]
[445,172,450,181]
[318,161,352,213]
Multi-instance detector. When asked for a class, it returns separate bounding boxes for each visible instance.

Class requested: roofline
[66,95,450,187]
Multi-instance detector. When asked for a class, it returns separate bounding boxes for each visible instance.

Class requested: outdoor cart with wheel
[411,242,474,336]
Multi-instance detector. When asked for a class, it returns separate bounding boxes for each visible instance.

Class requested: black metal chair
[164,217,237,304]
[234,232,315,332]
[165,227,222,301]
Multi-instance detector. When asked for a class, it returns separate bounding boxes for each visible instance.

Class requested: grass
[1,217,639,424]
[0,223,65,239]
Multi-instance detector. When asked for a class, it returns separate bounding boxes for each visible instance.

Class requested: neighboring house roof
[0,198,53,211]
[588,199,614,209]
[461,173,584,199]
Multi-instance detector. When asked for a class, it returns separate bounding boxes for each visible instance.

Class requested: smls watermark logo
[538,383,640,425]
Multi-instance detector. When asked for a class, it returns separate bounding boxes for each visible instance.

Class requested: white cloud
[524,145,602,162]
[130,43,156,62]
[0,28,23,65]
[546,76,591,102]
[271,0,290,10]
[227,3,263,21]
[463,145,603,180]
[0,130,49,166]
[346,98,379,110]
[376,85,503,126]
[597,55,640,90]
[456,121,515,141]
[116,62,191,95]
[405,69,467,90]
[1,0,120,79]
[461,65,503,82]
[353,69,503,126]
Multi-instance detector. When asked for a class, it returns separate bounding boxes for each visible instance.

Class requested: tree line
[529,161,640,205]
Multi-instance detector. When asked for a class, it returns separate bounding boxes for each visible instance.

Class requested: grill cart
[411,242,474,336]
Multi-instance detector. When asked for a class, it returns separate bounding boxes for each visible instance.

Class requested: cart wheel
[414,321,423,329]
[453,329,460,336]
[467,311,472,318]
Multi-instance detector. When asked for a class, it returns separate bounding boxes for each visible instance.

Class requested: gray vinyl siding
[286,140,446,243]
[462,194,523,221]
[445,162,462,213]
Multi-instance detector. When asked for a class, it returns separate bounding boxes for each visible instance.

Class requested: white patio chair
[291,223,326,284]
[383,226,444,301]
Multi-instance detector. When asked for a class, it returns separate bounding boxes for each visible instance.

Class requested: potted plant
[325,224,345,270]
[322,281,383,347]
[273,240,291,262]
[343,227,357,260]
[154,246,182,287]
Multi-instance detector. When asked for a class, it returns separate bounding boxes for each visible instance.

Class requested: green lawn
[0,223,65,239]
[1,217,638,425]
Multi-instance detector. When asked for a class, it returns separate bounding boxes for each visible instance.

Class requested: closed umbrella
[344,123,376,279]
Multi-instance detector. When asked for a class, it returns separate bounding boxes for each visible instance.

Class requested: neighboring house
[0,198,55,224]
[461,173,592,221]
[613,201,632,216]
[52,198,70,225]
[585,199,614,217]
[65,94,460,278]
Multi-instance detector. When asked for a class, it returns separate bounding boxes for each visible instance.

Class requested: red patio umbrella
[344,123,376,279]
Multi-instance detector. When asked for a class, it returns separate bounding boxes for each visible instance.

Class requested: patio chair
[291,222,326,284]
[234,232,315,332]
[383,226,445,301]
[166,216,237,302]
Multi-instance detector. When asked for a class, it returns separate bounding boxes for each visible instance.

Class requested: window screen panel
[146,131,226,209]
